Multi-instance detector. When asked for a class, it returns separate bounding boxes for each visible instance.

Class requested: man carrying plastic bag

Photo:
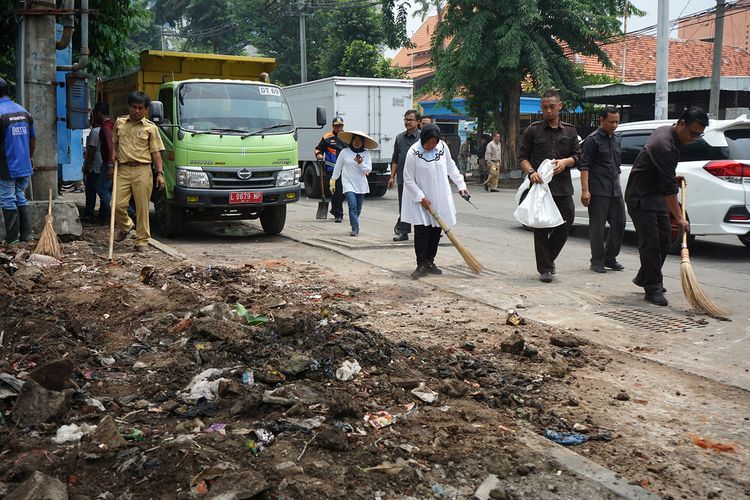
[514,159,564,228]
[518,89,581,283]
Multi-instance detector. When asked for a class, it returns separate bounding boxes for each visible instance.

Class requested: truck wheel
[155,191,184,238]
[304,164,322,199]
[370,185,388,197]
[260,205,286,235]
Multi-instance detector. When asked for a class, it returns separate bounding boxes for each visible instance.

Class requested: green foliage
[236,303,270,326]
[340,40,404,78]
[154,0,245,54]
[0,0,19,94]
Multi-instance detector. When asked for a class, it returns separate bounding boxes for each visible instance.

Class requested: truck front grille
[205,167,277,190]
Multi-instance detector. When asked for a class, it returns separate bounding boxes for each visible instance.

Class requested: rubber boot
[3,208,20,244]
[17,205,33,241]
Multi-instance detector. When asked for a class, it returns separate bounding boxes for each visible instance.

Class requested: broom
[679,179,726,317]
[108,160,119,261]
[425,200,483,274]
[33,188,62,260]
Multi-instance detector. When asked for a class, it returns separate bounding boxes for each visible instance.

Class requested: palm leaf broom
[679,179,726,317]
[33,188,62,260]
[426,201,483,274]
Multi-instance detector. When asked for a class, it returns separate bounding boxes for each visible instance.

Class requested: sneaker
[393,233,408,242]
[427,262,442,275]
[540,271,553,283]
[490,189,499,192]
[350,230,358,237]
[115,229,131,242]
[334,217,343,223]
[645,292,668,306]
[604,261,625,271]
[632,277,666,293]
[590,264,607,273]
[411,264,429,279]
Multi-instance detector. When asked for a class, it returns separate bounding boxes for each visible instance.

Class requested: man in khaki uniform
[113,92,165,252]
[484,132,502,192]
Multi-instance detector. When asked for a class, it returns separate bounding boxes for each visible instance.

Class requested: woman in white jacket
[402,123,469,278]
[330,131,378,236]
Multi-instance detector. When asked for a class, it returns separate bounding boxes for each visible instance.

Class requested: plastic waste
[52,423,97,444]
[544,428,612,446]
[411,383,439,403]
[335,360,362,381]
[513,159,565,228]
[242,371,255,385]
[182,368,230,401]
[506,310,527,326]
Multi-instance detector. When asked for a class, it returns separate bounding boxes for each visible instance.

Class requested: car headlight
[276,168,301,187]
[176,169,210,188]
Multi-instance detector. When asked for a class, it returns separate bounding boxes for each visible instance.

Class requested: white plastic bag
[513,159,564,228]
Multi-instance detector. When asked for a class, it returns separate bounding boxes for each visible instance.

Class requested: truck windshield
[177,82,293,135]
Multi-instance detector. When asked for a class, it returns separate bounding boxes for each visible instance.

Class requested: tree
[153,0,246,54]
[340,40,405,78]
[429,0,637,171]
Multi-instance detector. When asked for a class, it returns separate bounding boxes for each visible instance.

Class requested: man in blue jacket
[0,77,36,243]
[315,117,346,222]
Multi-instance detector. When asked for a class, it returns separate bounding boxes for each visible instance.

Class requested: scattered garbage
[335,360,362,381]
[543,428,612,446]
[52,423,97,444]
[506,310,527,326]
[690,435,738,453]
[364,403,417,430]
[123,428,145,442]
[236,303,269,325]
[182,368,231,401]
[242,371,255,385]
[26,253,61,267]
[205,423,227,435]
[411,382,439,403]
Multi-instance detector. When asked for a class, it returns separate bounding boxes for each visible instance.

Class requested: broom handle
[47,188,52,216]
[108,161,119,260]
[425,201,449,233]
[680,179,687,246]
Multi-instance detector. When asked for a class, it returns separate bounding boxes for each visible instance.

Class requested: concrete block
[9,471,68,500]
[0,200,82,241]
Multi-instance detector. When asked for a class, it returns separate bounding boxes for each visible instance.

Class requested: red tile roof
[392,15,438,80]
[575,35,750,81]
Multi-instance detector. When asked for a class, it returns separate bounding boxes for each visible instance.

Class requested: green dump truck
[97,50,324,237]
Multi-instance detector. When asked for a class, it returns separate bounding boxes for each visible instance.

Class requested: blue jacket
[0,97,35,179]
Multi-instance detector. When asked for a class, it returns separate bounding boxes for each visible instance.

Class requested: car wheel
[303,164,322,199]
[668,208,694,255]
[155,190,184,238]
[738,233,750,248]
[260,205,287,235]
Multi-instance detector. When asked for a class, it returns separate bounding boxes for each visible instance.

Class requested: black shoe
[490,189,499,192]
[427,262,442,275]
[334,217,342,223]
[484,185,489,192]
[632,277,666,293]
[604,261,625,271]
[551,264,556,275]
[411,264,429,279]
[645,292,668,306]
[590,264,607,273]
[393,233,408,242]
[540,271,553,283]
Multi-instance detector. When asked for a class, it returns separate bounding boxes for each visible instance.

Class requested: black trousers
[326,175,343,218]
[588,195,626,266]
[628,204,671,294]
[414,224,442,265]
[394,182,411,235]
[533,195,575,274]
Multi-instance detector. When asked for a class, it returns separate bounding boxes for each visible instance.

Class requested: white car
[517,117,750,251]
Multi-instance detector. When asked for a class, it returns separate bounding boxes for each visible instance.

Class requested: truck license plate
[229,191,263,204]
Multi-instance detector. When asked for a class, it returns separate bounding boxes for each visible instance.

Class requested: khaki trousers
[485,160,500,190]
[115,165,152,244]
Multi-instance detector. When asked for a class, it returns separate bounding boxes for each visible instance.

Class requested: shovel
[315,160,329,219]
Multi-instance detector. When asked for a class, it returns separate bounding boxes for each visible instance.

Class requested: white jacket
[332,148,372,194]
[401,140,466,228]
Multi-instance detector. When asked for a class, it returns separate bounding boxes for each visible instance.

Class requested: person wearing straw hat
[330,131,376,236]
[624,107,706,307]
[401,123,469,278]
[0,77,36,244]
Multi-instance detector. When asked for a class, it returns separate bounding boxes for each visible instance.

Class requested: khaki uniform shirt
[113,115,164,164]
[485,140,502,162]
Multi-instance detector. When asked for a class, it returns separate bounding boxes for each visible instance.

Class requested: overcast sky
[386,0,720,58]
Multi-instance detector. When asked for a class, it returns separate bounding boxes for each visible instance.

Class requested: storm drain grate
[442,264,505,278]
[595,309,706,334]
[288,224,328,233]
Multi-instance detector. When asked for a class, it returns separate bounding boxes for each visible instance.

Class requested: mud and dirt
[0,221,747,499]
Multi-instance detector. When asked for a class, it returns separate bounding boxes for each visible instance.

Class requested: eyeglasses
[689,131,704,138]
[404,118,416,122]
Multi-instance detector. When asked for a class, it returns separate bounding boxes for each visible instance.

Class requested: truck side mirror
[316,106,326,127]
[149,101,164,125]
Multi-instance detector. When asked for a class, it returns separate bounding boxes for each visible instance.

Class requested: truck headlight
[276,168,301,187]
[176,169,210,188]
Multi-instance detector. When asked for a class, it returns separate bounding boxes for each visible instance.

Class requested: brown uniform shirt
[113,115,164,164]
[519,120,581,196]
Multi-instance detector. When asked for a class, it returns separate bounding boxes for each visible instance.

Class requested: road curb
[148,237,188,260]
[518,430,660,499]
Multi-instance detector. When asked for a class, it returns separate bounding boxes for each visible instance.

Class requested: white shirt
[332,148,372,194]
[485,140,502,162]
[401,140,466,229]
[86,127,103,174]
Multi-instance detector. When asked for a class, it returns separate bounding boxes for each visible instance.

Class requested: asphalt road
[158,184,750,392]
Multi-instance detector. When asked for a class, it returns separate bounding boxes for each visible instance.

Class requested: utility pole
[709,0,726,119]
[655,0,669,120]
[24,0,58,199]
[298,0,307,83]
[621,1,628,82]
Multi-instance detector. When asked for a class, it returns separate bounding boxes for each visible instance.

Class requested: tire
[304,164,322,199]
[155,190,184,238]
[668,209,694,255]
[370,185,387,197]
[260,205,286,235]
[738,233,750,248]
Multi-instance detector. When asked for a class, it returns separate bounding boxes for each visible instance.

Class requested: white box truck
[284,76,414,198]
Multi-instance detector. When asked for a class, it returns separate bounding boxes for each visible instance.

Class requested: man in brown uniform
[519,89,581,283]
[113,92,165,252]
